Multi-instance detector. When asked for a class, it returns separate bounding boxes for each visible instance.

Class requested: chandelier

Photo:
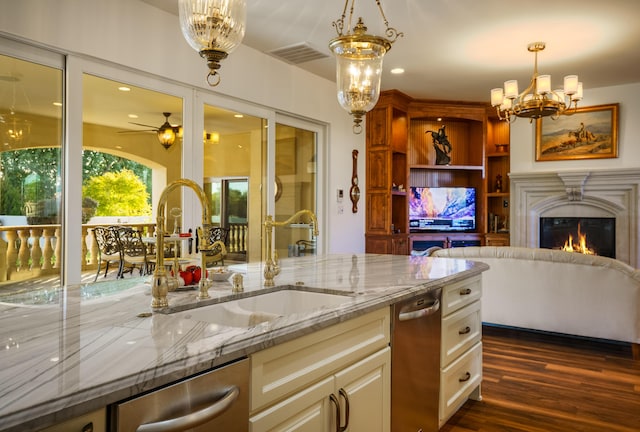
[490,42,583,123]
[1,110,31,147]
[329,0,403,134]
[0,76,31,147]
[178,0,247,87]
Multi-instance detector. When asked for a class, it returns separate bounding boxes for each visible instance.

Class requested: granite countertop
[0,253,487,432]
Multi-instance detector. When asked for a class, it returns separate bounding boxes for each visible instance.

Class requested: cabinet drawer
[441,300,481,366]
[442,275,481,316]
[251,308,390,412]
[439,342,482,426]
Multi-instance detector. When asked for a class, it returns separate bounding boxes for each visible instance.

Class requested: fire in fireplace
[539,217,615,258]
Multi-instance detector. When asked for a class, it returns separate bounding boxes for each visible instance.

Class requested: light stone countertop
[0,253,488,432]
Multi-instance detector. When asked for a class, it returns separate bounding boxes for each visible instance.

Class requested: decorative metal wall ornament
[350,149,360,212]
[329,0,403,134]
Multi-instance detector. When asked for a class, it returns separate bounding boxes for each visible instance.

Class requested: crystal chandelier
[178,0,247,86]
[329,0,403,134]
[1,110,30,147]
[490,42,583,123]
[0,76,31,147]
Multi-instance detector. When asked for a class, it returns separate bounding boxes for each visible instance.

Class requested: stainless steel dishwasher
[391,287,442,432]
[109,358,249,432]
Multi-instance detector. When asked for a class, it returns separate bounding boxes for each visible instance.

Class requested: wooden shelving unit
[365,91,511,254]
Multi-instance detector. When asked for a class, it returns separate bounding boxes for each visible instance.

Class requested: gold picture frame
[535,103,619,161]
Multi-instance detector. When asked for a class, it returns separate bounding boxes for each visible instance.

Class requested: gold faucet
[263,209,319,287]
[151,179,214,309]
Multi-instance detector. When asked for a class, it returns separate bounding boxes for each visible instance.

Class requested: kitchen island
[0,253,487,431]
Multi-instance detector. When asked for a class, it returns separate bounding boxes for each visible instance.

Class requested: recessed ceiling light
[128,114,138,119]
[118,86,131,92]
[234,114,244,118]
[390,68,405,74]
[52,102,62,107]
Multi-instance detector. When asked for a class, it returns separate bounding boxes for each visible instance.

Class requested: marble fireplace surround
[510,169,640,268]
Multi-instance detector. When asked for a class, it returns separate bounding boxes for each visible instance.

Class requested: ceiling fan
[119,112,182,150]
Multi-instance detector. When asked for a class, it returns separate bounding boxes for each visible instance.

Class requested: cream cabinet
[250,308,391,432]
[439,275,483,427]
[38,408,106,432]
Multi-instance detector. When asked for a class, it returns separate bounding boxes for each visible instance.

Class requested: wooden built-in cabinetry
[365,90,510,253]
[365,91,411,254]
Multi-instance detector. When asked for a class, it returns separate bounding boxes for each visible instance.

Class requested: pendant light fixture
[490,42,583,123]
[329,0,403,134]
[178,0,247,86]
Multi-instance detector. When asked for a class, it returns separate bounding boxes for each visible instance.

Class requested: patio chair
[117,226,153,277]
[197,226,229,267]
[92,226,123,282]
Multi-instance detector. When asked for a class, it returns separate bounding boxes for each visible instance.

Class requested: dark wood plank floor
[442,326,640,432]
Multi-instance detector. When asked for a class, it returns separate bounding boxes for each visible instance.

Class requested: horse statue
[426,125,452,165]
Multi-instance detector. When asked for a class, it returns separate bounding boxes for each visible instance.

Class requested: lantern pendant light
[329,0,403,134]
[178,0,247,86]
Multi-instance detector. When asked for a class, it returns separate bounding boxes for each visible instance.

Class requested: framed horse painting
[535,103,619,161]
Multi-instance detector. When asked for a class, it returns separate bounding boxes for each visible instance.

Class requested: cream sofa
[426,246,640,357]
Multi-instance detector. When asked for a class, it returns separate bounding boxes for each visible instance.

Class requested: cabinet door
[367,148,389,191]
[392,236,408,255]
[249,377,334,432]
[334,347,391,432]
[366,193,389,234]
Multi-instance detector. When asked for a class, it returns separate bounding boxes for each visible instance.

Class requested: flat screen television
[409,186,476,232]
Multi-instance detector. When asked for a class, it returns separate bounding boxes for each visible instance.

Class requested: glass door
[204,177,248,262]
[274,123,317,258]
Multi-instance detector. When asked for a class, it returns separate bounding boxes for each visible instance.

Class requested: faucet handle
[273,250,281,275]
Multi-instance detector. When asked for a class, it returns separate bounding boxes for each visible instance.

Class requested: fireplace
[510,170,640,268]
[539,217,615,258]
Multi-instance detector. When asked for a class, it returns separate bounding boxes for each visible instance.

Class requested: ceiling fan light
[178,0,247,86]
[157,123,176,149]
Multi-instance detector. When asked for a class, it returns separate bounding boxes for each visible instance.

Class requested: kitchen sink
[174,289,354,328]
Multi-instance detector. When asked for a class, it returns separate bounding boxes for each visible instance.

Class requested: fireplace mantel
[510,169,640,268]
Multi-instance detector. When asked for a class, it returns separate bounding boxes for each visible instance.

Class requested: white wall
[511,82,640,174]
[0,0,366,254]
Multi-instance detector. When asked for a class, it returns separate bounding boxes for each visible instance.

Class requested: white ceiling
[143,0,640,102]
[1,0,639,136]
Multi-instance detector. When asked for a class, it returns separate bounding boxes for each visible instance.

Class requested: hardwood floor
[441,326,640,432]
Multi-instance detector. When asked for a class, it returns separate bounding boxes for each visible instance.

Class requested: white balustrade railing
[0,223,156,282]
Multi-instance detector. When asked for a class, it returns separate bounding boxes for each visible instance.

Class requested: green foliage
[83,169,151,216]
[1,148,60,215]
[0,149,152,217]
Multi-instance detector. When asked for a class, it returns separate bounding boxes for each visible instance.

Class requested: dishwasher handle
[398,299,440,321]
[136,386,239,432]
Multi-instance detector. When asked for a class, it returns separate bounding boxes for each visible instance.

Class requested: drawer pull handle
[398,299,440,321]
[459,288,472,296]
[339,388,350,432]
[459,372,471,383]
[459,326,471,335]
[136,386,239,432]
[330,390,350,432]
